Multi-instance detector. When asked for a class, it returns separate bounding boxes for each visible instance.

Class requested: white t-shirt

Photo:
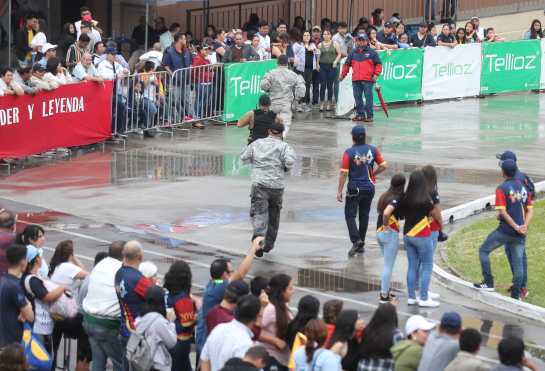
[50,262,82,287]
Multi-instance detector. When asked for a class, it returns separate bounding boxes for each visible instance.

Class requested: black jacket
[219,358,259,371]
[15,28,36,61]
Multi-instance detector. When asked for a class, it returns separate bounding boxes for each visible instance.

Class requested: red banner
[0,81,113,159]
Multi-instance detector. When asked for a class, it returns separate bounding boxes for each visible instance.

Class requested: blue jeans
[352,80,374,118]
[319,63,336,101]
[82,320,123,371]
[141,97,158,128]
[194,83,212,119]
[505,245,528,289]
[416,230,439,289]
[479,229,525,298]
[345,187,375,244]
[377,230,400,295]
[405,235,434,301]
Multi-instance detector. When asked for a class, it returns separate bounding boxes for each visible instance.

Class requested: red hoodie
[191,53,213,84]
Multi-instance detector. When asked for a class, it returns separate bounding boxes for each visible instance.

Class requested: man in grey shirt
[240,123,296,257]
[418,312,462,371]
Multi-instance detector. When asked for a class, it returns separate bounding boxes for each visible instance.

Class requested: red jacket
[341,46,382,82]
[191,54,213,84]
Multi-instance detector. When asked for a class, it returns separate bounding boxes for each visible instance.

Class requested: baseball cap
[501,159,517,173]
[82,14,93,22]
[384,21,393,28]
[405,315,436,335]
[225,280,250,298]
[32,63,45,73]
[351,125,366,136]
[471,16,480,21]
[312,25,322,32]
[440,312,462,330]
[26,245,43,262]
[356,33,368,40]
[42,43,58,54]
[106,46,117,54]
[496,150,517,162]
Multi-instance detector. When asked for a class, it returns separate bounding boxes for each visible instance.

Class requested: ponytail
[302,319,328,362]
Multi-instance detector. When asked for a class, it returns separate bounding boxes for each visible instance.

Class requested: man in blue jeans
[337,126,387,257]
[496,150,535,298]
[474,159,533,299]
[340,33,382,122]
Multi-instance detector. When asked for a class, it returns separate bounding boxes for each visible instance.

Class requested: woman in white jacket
[44,57,72,86]
[292,30,318,112]
[135,285,178,371]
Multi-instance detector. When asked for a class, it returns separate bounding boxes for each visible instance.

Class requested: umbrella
[375,84,389,117]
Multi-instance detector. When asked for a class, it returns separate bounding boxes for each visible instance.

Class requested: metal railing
[112,63,225,136]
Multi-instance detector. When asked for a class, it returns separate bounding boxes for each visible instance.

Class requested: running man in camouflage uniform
[240,122,296,257]
[260,54,306,138]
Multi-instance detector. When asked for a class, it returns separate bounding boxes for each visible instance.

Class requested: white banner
[336,58,355,116]
[422,43,482,101]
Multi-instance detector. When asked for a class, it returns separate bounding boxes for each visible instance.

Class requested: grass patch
[445,199,545,307]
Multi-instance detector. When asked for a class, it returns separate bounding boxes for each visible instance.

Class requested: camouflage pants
[250,184,284,250]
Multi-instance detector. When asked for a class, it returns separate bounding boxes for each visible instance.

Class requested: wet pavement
[2,92,545,361]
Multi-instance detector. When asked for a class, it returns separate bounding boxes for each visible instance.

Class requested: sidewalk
[456,9,544,40]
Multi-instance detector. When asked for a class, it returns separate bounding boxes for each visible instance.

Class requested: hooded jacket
[341,45,382,82]
[135,312,178,371]
[391,340,423,371]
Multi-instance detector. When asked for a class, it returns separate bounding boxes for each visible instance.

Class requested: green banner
[223,60,278,122]
[373,48,423,103]
[481,40,541,94]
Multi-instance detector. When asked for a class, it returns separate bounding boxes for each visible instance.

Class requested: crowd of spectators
[2,5,545,133]
[0,208,541,371]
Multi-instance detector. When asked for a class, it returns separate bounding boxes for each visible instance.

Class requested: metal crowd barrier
[111,63,225,137]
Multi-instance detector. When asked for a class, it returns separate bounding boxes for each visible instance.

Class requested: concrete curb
[433,180,545,323]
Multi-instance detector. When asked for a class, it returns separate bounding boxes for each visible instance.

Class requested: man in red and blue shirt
[340,33,382,122]
[114,241,153,367]
[337,125,387,257]
[474,159,533,299]
[496,150,535,298]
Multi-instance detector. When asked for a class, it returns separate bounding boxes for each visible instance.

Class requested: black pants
[250,184,284,250]
[302,67,314,104]
[345,188,375,244]
[311,70,320,104]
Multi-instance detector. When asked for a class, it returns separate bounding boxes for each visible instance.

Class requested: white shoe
[428,291,440,300]
[407,298,418,305]
[418,298,440,308]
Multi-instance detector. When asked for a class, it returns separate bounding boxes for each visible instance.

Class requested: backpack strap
[23,274,40,298]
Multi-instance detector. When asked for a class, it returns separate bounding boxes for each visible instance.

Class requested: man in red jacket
[191,43,213,127]
[340,33,382,122]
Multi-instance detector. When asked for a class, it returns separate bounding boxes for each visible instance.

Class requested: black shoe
[263,244,273,253]
[379,292,396,303]
[356,241,365,254]
[348,241,363,257]
[473,282,495,291]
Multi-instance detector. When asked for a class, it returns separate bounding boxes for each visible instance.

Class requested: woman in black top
[437,24,457,48]
[400,170,441,308]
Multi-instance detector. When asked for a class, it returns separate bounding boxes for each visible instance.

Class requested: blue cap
[440,312,462,330]
[501,159,517,173]
[496,150,517,163]
[26,245,43,263]
[106,46,117,54]
[351,125,366,136]
[356,33,368,40]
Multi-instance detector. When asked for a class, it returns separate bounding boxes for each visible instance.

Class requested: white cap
[405,315,436,335]
[139,261,158,279]
[42,43,58,54]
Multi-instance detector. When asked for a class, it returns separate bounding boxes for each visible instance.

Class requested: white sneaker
[418,298,440,308]
[428,291,440,300]
[407,298,418,305]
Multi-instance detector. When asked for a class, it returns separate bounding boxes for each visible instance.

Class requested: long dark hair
[46,57,61,75]
[140,285,167,317]
[377,174,406,215]
[530,19,543,39]
[164,260,192,295]
[421,165,438,194]
[286,295,320,348]
[400,170,432,214]
[49,240,74,277]
[304,319,328,362]
[328,309,357,347]
[359,303,399,359]
[267,273,292,340]
[455,28,466,44]
[16,224,44,245]
[371,8,383,26]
